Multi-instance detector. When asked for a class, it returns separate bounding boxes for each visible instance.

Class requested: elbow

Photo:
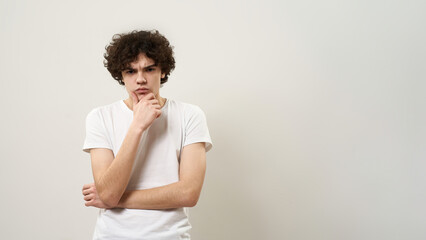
[181,189,201,207]
[99,191,121,208]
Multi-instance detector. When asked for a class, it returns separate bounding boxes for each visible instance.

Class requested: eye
[125,69,135,74]
[146,67,155,72]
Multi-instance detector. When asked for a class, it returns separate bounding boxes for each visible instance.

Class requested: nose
[136,72,147,84]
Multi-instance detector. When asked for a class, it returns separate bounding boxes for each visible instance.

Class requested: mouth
[135,88,149,94]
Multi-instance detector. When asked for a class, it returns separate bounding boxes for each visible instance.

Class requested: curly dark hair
[104,30,175,85]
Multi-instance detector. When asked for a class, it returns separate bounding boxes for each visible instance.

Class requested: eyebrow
[124,64,157,71]
[143,64,157,70]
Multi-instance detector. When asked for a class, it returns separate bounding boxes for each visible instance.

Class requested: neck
[124,96,166,111]
[157,96,166,107]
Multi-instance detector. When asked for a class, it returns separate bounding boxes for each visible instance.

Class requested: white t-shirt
[83,99,212,240]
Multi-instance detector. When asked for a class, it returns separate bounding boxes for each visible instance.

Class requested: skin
[121,53,166,110]
[82,53,207,209]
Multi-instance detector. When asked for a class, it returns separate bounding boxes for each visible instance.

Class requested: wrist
[129,122,146,134]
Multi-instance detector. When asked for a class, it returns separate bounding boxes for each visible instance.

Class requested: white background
[0,0,425,239]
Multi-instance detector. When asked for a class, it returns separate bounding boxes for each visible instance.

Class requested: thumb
[130,92,139,107]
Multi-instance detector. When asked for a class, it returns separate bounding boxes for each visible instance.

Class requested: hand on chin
[136,92,149,101]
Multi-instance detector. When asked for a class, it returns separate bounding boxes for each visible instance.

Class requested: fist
[82,183,111,209]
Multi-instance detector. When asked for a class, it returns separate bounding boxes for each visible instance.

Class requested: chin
[137,94,145,100]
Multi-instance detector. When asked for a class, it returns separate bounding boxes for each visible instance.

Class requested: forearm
[117,180,202,210]
[95,124,144,205]
[115,143,207,210]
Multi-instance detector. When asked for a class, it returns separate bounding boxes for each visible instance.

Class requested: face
[121,53,165,101]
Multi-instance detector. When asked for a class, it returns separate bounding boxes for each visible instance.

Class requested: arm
[118,142,206,209]
[84,142,206,209]
[90,93,162,207]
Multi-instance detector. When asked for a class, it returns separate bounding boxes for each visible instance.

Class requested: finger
[82,184,89,191]
[82,183,94,192]
[147,99,160,106]
[84,194,93,201]
[84,183,95,188]
[82,188,92,195]
[141,93,155,101]
[85,200,93,207]
[146,103,161,112]
[130,91,139,106]
[83,184,96,194]
[152,104,162,110]
[138,98,159,109]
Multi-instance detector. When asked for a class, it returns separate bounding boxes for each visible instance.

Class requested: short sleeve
[82,108,113,153]
[184,105,213,152]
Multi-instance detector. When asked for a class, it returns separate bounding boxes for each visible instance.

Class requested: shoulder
[87,100,123,115]
[167,99,209,131]
[168,100,213,151]
[85,100,123,122]
[167,99,204,116]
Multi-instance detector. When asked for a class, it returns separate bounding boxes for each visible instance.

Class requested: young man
[81,30,212,239]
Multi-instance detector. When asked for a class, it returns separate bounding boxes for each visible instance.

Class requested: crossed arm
[82,93,207,210]
[82,142,206,210]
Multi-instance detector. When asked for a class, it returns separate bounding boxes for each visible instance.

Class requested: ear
[161,73,165,79]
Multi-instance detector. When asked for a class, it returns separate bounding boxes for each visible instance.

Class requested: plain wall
[0,0,425,239]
